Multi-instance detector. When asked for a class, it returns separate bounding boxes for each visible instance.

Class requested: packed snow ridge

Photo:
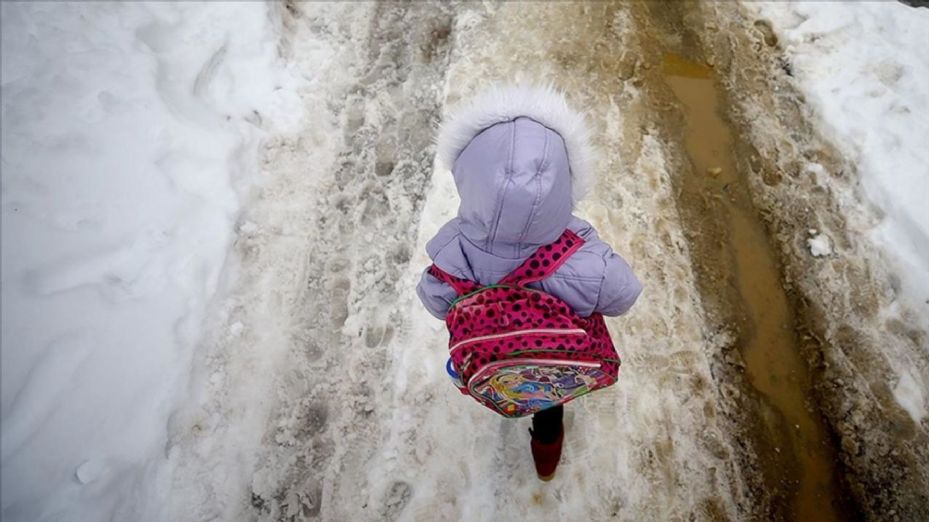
[749,1,929,316]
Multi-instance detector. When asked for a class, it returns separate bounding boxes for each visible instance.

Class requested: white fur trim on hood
[435,84,597,206]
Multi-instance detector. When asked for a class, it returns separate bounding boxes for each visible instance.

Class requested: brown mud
[661,51,849,520]
[691,2,929,520]
[629,3,855,519]
[630,1,929,520]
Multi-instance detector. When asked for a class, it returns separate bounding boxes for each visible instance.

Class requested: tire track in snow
[245,4,455,519]
[164,4,454,521]
[629,3,852,517]
[696,3,929,519]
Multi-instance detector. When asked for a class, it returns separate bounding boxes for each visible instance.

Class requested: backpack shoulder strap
[499,229,585,287]
[428,264,481,296]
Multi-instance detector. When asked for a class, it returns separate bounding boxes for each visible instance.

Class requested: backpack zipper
[449,328,587,355]
[448,284,514,307]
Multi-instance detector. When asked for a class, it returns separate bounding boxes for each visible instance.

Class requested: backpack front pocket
[467,359,606,417]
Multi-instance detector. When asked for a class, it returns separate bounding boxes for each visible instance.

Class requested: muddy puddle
[658,45,853,521]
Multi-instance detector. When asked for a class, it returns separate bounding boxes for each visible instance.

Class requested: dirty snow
[0,3,301,521]
[746,1,929,316]
[161,3,748,520]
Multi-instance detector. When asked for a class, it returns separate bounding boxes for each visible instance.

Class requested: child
[417,85,642,480]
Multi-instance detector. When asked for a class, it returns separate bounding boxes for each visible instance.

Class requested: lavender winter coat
[416,91,642,320]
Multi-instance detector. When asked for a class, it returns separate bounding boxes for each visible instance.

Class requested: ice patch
[804,162,827,185]
[894,370,927,424]
[74,460,108,485]
[807,233,833,257]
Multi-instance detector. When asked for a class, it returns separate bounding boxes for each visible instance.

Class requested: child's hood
[435,85,597,257]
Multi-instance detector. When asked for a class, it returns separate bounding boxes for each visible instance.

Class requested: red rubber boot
[529,423,564,481]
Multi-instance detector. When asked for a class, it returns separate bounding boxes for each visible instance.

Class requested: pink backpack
[429,229,621,418]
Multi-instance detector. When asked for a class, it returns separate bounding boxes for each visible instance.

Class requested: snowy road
[165,3,749,520]
[164,2,929,521]
[3,2,927,521]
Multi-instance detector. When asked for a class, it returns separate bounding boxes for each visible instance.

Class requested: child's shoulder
[425,218,464,260]
[566,216,603,240]
[566,217,611,256]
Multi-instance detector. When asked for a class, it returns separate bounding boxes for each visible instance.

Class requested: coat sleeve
[594,250,643,316]
[415,267,458,320]
[568,217,643,317]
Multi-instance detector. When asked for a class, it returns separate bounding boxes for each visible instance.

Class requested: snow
[158,4,746,520]
[4,1,926,519]
[894,369,928,424]
[746,1,929,313]
[807,232,832,257]
[74,460,106,486]
[0,3,301,521]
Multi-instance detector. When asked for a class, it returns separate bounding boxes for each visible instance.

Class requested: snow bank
[746,1,929,314]
[0,3,301,520]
